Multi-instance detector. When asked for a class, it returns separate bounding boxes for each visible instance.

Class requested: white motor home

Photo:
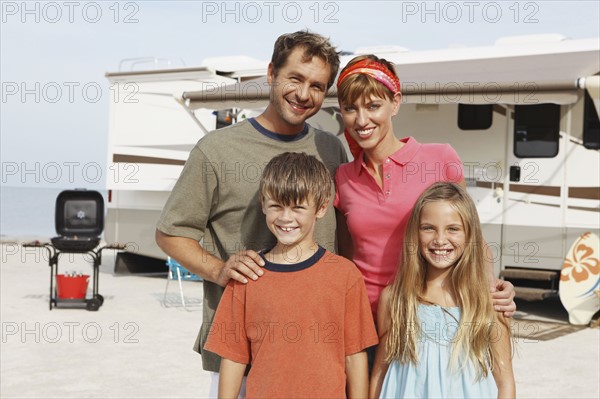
[105,35,599,303]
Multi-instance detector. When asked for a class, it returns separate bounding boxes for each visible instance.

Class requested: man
[155,30,347,388]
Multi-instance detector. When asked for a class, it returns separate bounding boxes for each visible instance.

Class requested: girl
[370,182,515,398]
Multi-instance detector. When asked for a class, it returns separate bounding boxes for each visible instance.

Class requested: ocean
[0,186,107,238]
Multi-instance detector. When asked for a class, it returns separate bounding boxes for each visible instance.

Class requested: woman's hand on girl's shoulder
[492,279,517,317]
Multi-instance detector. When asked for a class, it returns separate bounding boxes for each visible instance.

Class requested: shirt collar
[259,246,325,272]
[248,117,308,142]
[353,136,421,175]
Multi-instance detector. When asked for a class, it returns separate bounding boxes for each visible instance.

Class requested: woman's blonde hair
[337,54,398,106]
[386,182,506,379]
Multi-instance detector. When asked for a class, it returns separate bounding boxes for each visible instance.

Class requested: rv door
[502,103,567,272]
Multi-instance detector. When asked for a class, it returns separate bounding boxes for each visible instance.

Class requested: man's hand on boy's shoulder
[216,249,265,287]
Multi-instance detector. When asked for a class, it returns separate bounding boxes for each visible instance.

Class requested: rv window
[458,104,493,130]
[583,91,600,150]
[514,104,560,158]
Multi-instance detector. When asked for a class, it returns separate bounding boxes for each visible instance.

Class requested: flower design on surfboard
[561,232,600,284]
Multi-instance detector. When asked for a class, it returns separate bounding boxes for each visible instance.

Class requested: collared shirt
[334,137,464,315]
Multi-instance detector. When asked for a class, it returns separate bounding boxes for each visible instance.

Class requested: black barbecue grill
[51,190,104,252]
[22,189,124,311]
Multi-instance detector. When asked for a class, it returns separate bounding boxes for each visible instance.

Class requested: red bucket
[56,274,89,299]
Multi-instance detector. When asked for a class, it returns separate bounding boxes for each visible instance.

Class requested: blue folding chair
[163,257,202,309]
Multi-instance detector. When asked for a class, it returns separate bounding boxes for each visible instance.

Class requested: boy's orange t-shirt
[204,247,378,398]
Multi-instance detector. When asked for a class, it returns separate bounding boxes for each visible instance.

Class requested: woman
[333,55,515,320]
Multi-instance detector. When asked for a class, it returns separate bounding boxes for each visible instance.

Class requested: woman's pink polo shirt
[334,137,464,315]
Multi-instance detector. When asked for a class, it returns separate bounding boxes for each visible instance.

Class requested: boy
[204,152,378,398]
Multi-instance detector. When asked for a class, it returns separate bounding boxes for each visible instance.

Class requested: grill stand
[22,242,125,311]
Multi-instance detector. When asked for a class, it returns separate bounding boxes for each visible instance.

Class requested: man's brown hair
[271,30,340,89]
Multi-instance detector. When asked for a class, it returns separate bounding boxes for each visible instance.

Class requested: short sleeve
[333,164,352,213]
[333,168,342,210]
[203,281,250,364]
[443,144,464,183]
[156,145,217,241]
[344,272,379,355]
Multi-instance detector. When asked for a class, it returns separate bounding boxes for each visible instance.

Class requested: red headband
[337,59,401,94]
[337,59,401,159]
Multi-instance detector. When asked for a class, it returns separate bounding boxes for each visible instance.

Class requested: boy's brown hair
[259,152,332,209]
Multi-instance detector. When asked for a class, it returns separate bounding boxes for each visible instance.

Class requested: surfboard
[559,232,600,325]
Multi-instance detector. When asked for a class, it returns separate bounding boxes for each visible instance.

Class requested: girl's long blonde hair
[386,182,502,379]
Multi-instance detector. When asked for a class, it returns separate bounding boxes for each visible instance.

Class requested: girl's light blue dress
[380,304,498,398]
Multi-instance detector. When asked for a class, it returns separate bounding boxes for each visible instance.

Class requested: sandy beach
[1,239,598,398]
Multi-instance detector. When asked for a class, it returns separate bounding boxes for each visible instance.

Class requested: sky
[1,0,599,188]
